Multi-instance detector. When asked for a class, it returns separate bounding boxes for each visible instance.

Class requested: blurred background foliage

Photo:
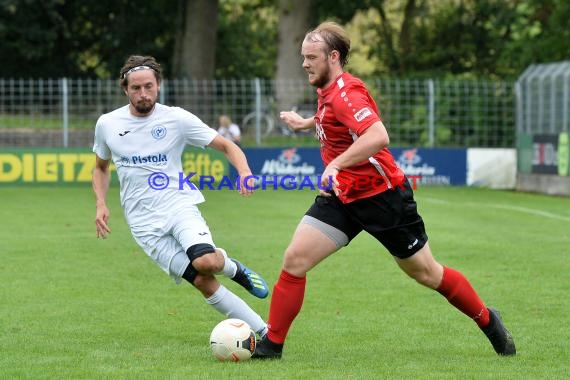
[0,0,568,80]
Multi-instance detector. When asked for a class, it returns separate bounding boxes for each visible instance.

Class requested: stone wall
[516,173,570,196]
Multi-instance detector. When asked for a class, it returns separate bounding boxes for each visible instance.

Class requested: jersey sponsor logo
[130,153,168,165]
[151,125,167,140]
[315,106,327,142]
[119,130,131,136]
[315,122,326,142]
[354,107,372,122]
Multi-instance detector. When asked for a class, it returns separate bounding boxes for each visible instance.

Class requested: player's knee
[183,270,218,296]
[186,243,220,273]
[193,254,221,273]
[283,245,299,264]
[399,245,442,289]
[283,245,309,275]
[407,267,440,289]
[410,271,431,287]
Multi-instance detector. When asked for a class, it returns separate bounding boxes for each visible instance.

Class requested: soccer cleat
[230,259,269,299]
[251,335,283,359]
[481,307,516,356]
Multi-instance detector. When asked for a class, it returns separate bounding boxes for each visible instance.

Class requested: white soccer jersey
[93,103,218,226]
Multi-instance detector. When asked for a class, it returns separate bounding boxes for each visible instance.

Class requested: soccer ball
[209,318,256,362]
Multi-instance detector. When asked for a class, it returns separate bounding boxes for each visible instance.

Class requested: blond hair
[305,21,351,67]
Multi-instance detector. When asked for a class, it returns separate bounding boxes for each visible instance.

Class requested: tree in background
[0,0,568,79]
[340,0,570,79]
[0,0,176,78]
[172,0,218,78]
[498,0,570,77]
[215,0,277,78]
[274,0,312,115]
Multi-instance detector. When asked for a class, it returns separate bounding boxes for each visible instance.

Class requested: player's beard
[131,98,155,115]
[308,65,331,89]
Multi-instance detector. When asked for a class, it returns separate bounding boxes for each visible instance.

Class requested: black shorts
[305,181,428,259]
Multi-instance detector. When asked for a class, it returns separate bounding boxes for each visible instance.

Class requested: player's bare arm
[280,110,315,131]
[207,134,255,196]
[321,121,390,191]
[92,155,112,238]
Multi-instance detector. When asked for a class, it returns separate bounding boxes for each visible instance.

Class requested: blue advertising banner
[390,147,467,186]
[235,147,325,190]
[238,147,467,188]
[0,147,466,187]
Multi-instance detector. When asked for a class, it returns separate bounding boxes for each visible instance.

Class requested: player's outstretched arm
[92,155,112,238]
[208,135,254,196]
[280,110,315,131]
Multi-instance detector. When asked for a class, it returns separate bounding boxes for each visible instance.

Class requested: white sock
[205,284,267,336]
[216,248,237,278]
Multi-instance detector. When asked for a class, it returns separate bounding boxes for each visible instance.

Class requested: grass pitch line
[421,196,570,222]
[486,204,570,222]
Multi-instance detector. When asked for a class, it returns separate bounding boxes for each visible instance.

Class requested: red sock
[266,270,306,344]
[436,266,490,327]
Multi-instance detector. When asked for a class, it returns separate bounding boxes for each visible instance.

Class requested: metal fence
[0,77,515,148]
[516,61,570,135]
[515,61,570,175]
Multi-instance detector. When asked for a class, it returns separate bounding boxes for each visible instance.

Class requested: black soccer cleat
[230,259,269,299]
[481,307,516,356]
[251,335,283,360]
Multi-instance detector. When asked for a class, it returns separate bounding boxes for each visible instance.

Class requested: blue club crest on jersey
[151,125,167,140]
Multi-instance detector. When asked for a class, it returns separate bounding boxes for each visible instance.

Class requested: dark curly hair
[119,55,162,90]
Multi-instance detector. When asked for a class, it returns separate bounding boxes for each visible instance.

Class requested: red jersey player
[315,71,406,202]
[252,21,515,359]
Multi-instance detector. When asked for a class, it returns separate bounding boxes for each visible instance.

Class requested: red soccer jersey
[315,72,406,203]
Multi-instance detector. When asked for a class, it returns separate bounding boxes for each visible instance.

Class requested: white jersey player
[92,55,268,336]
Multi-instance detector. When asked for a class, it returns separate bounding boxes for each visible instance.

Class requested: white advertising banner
[467,148,517,189]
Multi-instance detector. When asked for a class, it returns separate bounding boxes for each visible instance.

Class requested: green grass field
[1,186,569,379]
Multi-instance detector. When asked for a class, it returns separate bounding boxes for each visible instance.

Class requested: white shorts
[128,204,215,283]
